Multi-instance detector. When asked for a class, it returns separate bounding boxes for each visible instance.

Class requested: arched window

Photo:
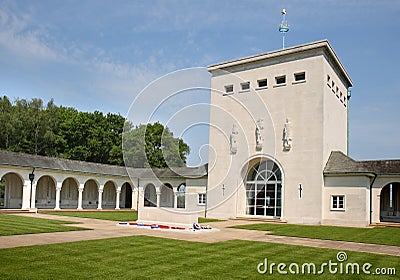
[380,183,400,223]
[246,159,282,217]
[160,184,174,208]
[177,184,186,209]
[144,184,156,207]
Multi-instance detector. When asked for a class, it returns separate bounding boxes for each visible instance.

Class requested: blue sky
[0,0,399,165]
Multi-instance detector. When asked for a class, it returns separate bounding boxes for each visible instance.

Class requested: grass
[198,217,224,223]
[42,211,138,221]
[0,235,398,279]
[232,223,400,247]
[0,214,87,236]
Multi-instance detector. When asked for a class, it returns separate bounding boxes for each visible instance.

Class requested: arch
[0,172,24,209]
[380,182,400,223]
[83,179,99,209]
[120,182,132,208]
[102,181,116,209]
[177,183,186,209]
[160,183,174,208]
[144,184,156,207]
[60,177,79,209]
[244,158,282,217]
[35,175,56,209]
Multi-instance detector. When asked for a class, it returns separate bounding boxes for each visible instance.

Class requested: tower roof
[208,40,353,88]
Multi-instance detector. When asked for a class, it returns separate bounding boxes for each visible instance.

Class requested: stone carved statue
[283,118,291,151]
[255,119,263,151]
[230,124,238,155]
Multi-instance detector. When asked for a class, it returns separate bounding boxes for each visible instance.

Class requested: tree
[0,96,190,167]
[123,122,190,168]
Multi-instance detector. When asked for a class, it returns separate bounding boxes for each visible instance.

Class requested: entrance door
[246,160,282,218]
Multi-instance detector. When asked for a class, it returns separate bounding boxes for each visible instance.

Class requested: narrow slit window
[257,78,268,88]
[294,72,306,81]
[276,75,286,85]
[241,82,250,91]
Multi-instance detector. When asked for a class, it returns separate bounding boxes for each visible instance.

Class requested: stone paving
[0,213,399,257]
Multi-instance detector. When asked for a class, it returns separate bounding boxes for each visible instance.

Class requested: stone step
[0,209,37,214]
[371,222,400,228]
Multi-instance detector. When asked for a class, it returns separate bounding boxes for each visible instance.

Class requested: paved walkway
[0,213,399,257]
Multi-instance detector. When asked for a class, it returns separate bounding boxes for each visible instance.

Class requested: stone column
[156,190,161,208]
[131,188,137,210]
[55,182,62,210]
[97,185,104,210]
[22,180,31,210]
[77,183,84,210]
[138,187,144,209]
[115,189,121,210]
[31,182,37,209]
[174,191,178,209]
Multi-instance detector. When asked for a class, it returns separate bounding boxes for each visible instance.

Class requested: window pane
[276,76,286,84]
[241,82,250,90]
[225,85,233,93]
[338,196,344,208]
[294,72,305,81]
[332,197,337,208]
[258,79,268,88]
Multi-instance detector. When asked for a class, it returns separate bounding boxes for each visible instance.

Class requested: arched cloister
[60,177,79,209]
[103,181,116,209]
[120,182,132,209]
[160,183,174,208]
[144,184,156,207]
[380,182,400,223]
[0,172,23,209]
[177,183,186,209]
[35,175,56,209]
[83,179,98,209]
[245,158,283,218]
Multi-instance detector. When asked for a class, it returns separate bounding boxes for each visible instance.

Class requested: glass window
[331,195,345,210]
[257,78,268,88]
[294,72,305,81]
[275,75,286,85]
[225,85,233,94]
[241,82,250,91]
[198,193,206,205]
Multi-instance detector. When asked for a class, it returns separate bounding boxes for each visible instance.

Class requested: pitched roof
[0,150,207,179]
[324,151,400,175]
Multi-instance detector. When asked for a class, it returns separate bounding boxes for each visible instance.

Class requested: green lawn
[0,214,87,236]
[198,217,224,223]
[232,223,400,247]
[0,235,398,279]
[42,211,138,221]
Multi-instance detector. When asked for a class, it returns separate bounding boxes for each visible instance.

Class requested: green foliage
[123,122,190,168]
[42,211,138,221]
[232,223,400,247]
[0,96,189,167]
[0,236,398,279]
[0,214,87,236]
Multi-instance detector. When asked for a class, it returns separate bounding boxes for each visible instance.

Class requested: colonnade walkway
[0,213,399,257]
